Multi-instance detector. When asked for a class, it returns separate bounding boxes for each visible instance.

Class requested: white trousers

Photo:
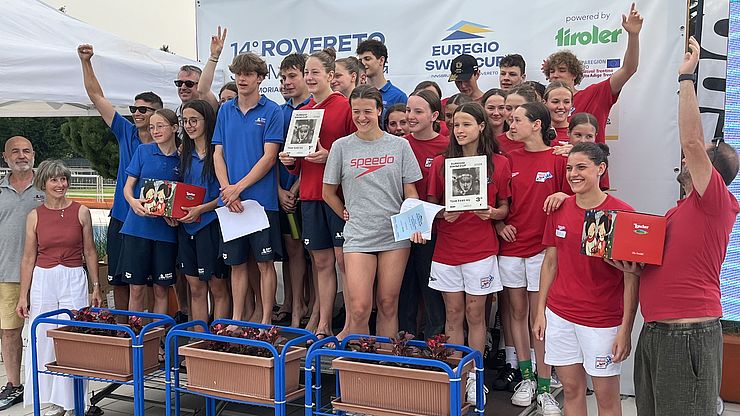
[24,265,89,411]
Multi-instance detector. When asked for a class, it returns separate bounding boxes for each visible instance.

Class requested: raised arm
[609,3,643,96]
[198,26,228,110]
[77,44,116,127]
[679,36,713,196]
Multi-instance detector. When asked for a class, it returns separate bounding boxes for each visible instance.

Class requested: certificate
[391,204,427,242]
[444,155,487,211]
[284,109,324,157]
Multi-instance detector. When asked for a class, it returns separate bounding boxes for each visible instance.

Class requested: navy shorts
[119,234,177,286]
[106,217,127,286]
[177,220,226,281]
[221,210,283,265]
[301,201,344,250]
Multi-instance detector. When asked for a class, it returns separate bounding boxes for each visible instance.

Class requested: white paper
[215,200,270,242]
[391,204,427,242]
[400,199,445,240]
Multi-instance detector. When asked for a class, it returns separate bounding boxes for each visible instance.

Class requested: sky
[45,0,198,59]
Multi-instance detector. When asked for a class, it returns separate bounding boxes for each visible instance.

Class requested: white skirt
[24,265,89,411]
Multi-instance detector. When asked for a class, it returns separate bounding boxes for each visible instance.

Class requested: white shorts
[429,255,503,295]
[544,308,622,377]
[498,251,545,291]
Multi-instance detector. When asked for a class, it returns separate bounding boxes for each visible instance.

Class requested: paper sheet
[391,204,427,242]
[399,199,445,240]
[216,200,270,242]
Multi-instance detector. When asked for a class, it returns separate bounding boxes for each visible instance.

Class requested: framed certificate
[444,155,487,211]
[284,109,324,157]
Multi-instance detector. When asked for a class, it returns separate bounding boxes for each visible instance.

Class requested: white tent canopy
[0,0,225,117]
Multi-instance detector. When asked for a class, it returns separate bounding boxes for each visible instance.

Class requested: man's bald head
[3,136,35,174]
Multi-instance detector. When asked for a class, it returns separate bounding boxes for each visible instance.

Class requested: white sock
[531,348,537,372]
[499,333,506,349]
[505,346,518,368]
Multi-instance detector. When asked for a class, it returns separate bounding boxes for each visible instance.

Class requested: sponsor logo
[633,223,649,235]
[185,191,196,201]
[124,272,132,279]
[34,194,45,202]
[535,171,554,182]
[303,239,310,246]
[197,267,205,275]
[429,275,437,282]
[443,20,493,41]
[480,274,494,289]
[255,117,266,127]
[555,25,623,47]
[511,172,520,178]
[222,253,228,259]
[595,355,613,369]
[350,155,395,178]
[107,274,113,282]
[425,157,434,168]
[555,225,567,238]
[261,247,273,255]
[335,232,344,239]
[158,273,173,280]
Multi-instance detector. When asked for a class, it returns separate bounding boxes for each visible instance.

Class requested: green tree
[0,117,76,162]
[61,117,118,179]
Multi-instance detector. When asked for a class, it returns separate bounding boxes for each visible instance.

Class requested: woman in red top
[428,102,511,406]
[544,81,574,144]
[498,85,539,155]
[533,142,638,416]
[398,89,449,338]
[480,88,508,138]
[17,160,102,415]
[498,102,571,413]
[279,48,357,340]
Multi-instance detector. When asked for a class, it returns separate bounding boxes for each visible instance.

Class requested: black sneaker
[488,348,506,370]
[507,368,523,393]
[0,382,23,410]
[493,364,517,391]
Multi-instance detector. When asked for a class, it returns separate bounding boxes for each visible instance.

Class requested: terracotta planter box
[47,326,164,382]
[721,334,740,403]
[332,356,472,416]
[179,341,305,404]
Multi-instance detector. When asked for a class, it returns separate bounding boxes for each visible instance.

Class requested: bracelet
[92,282,99,286]
[208,57,219,63]
[678,73,697,83]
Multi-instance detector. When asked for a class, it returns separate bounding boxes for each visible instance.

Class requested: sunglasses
[174,80,198,88]
[711,138,724,165]
[129,106,156,114]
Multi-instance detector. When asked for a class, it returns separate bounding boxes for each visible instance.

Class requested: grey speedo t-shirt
[324,132,422,253]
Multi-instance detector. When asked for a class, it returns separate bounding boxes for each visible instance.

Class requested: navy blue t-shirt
[212,95,284,211]
[181,150,220,235]
[380,80,408,125]
[110,113,142,222]
[121,143,180,243]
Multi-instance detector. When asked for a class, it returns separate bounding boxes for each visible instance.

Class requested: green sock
[537,376,551,394]
[518,360,535,381]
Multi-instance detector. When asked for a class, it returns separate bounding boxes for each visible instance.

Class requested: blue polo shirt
[380,80,407,124]
[181,150,220,235]
[110,113,142,222]
[121,143,180,243]
[278,96,311,191]
[212,95,284,211]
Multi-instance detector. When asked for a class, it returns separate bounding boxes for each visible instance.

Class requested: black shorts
[177,220,226,281]
[119,234,177,286]
[221,210,283,265]
[106,217,127,286]
[278,203,302,238]
[301,201,344,251]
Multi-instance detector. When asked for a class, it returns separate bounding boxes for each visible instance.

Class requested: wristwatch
[678,73,697,83]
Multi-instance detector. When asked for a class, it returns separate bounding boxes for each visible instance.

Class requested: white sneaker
[511,379,536,406]
[537,392,562,415]
[550,369,563,388]
[466,371,489,406]
[42,404,66,416]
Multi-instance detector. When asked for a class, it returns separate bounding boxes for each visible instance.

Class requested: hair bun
[597,142,610,157]
[323,47,337,60]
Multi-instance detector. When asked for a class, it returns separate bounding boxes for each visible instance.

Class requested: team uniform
[499,148,571,291]
[177,151,225,281]
[497,132,524,156]
[572,79,617,144]
[635,169,740,415]
[287,92,356,250]
[323,132,422,252]
[278,97,312,243]
[213,95,285,264]
[379,80,408,125]
[428,153,511,295]
[107,113,143,285]
[119,143,180,286]
[541,195,633,376]
[554,127,569,143]
[398,133,450,336]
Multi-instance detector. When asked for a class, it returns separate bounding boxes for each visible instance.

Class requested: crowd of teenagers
[2,4,739,416]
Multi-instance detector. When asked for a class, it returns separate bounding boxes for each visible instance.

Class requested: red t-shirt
[287,92,357,201]
[496,132,524,155]
[554,127,569,144]
[501,148,572,258]
[572,78,617,144]
[428,153,511,265]
[543,195,634,327]
[404,133,449,199]
[640,169,740,322]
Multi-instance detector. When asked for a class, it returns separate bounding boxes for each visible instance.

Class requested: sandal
[272,310,291,325]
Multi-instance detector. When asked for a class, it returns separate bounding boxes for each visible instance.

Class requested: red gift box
[141,179,205,220]
[581,210,666,265]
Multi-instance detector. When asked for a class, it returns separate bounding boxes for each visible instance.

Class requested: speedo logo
[633,223,649,235]
[351,155,395,178]
[555,26,622,47]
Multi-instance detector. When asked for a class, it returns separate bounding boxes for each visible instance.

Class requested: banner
[196,0,686,216]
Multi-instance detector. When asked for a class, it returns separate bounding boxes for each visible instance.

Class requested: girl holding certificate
[427,102,511,406]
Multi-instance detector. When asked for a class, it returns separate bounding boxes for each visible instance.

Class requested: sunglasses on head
[711,138,725,164]
[174,80,198,88]
[129,105,156,114]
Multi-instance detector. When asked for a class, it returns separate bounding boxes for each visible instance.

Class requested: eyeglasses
[129,105,156,114]
[149,123,173,131]
[711,138,724,165]
[174,80,198,88]
[181,117,204,127]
